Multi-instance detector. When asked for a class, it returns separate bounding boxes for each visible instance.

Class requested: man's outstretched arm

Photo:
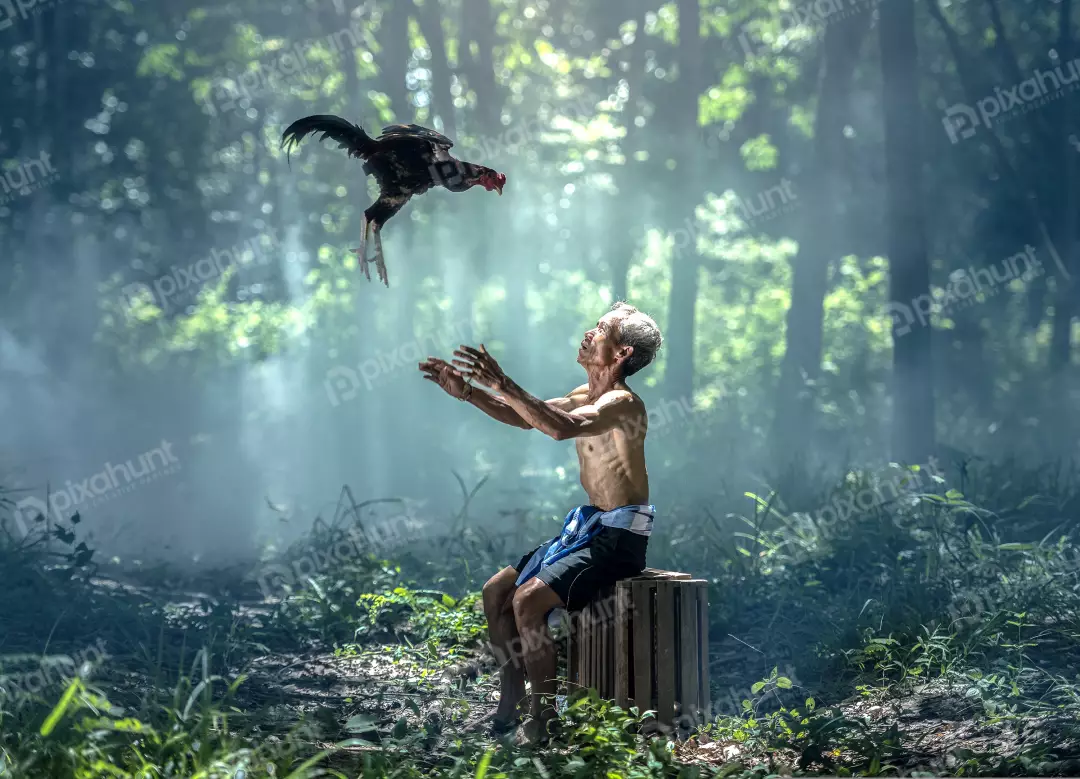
[499,382,637,440]
[450,345,638,441]
[465,387,533,429]
[420,357,576,431]
[467,385,585,430]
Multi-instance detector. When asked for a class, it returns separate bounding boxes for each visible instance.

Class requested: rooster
[281,116,506,286]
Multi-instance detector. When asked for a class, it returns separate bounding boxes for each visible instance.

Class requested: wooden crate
[559,568,709,729]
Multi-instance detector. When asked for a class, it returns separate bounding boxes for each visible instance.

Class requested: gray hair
[609,301,663,378]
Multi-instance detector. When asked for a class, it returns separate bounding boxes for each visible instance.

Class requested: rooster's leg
[352,215,373,282]
[373,225,389,287]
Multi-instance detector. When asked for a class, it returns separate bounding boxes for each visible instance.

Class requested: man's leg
[512,577,564,741]
[482,566,526,725]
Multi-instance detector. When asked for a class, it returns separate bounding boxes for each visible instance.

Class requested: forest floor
[3,463,1080,777]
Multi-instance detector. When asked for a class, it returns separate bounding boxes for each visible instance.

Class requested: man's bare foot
[515,715,557,747]
[467,709,521,736]
[491,715,521,736]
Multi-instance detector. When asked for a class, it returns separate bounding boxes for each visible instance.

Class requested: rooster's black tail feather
[280,115,377,164]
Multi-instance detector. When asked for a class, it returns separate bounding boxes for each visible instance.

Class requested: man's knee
[511,584,561,659]
[512,581,551,623]
[483,571,515,617]
[511,587,528,619]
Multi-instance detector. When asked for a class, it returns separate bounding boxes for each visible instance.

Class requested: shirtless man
[418,301,663,743]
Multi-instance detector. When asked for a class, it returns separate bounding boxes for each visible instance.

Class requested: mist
[2,0,1076,571]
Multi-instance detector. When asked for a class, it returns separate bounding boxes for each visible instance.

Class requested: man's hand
[419,357,470,399]
[452,344,508,393]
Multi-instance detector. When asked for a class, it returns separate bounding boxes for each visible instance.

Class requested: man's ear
[616,345,633,366]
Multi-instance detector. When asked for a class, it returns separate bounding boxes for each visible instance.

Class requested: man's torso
[561,384,649,510]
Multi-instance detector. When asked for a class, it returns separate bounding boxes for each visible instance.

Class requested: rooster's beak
[496,184,503,196]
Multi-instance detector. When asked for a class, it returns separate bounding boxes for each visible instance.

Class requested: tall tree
[610,0,649,302]
[413,0,457,141]
[927,0,1073,375]
[881,0,935,462]
[663,0,704,402]
[451,0,502,345]
[770,14,871,468]
[1048,0,1075,376]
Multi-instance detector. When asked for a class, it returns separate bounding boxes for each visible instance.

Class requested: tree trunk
[610,1,648,302]
[1049,0,1075,375]
[881,0,935,463]
[413,0,457,140]
[379,0,411,119]
[662,0,702,402]
[1047,0,1075,454]
[463,0,499,287]
[770,13,870,468]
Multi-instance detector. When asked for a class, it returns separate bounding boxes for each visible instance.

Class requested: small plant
[358,587,484,643]
[706,672,908,775]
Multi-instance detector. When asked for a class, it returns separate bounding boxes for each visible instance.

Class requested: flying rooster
[281,116,506,286]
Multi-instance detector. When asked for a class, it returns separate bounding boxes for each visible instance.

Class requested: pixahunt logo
[120,229,281,317]
[736,0,880,59]
[12,441,180,537]
[0,151,58,205]
[943,56,1080,143]
[324,319,473,405]
[199,3,374,118]
[733,179,797,224]
[0,639,109,711]
[887,246,1041,337]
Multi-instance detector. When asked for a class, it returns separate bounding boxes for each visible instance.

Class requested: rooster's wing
[375,124,455,163]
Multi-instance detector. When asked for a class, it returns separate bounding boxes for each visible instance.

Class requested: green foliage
[2,665,336,778]
[708,674,905,776]
[137,44,185,80]
[701,68,755,126]
[739,135,778,171]
[357,586,487,655]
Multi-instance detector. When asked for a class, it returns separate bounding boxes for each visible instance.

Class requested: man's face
[578,311,627,369]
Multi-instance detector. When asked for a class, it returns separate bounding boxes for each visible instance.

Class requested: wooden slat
[698,582,710,723]
[591,601,599,690]
[655,581,676,726]
[569,609,578,690]
[592,601,600,691]
[632,580,653,714]
[586,601,593,690]
[601,592,609,697]
[615,582,631,707]
[579,602,590,690]
[578,605,587,691]
[583,609,591,687]
[600,596,609,697]
[596,596,604,691]
[578,604,585,690]
[609,587,617,695]
[563,613,573,697]
[679,582,699,726]
[590,602,597,690]
[589,601,598,691]
[608,592,616,696]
